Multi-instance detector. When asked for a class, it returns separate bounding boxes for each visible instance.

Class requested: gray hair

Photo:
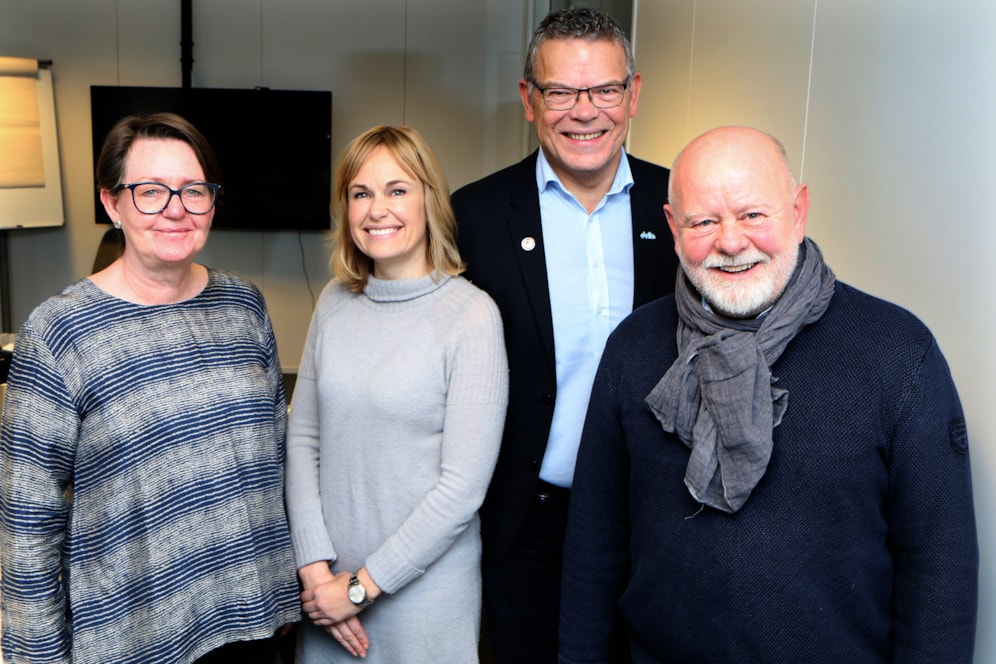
[523,7,634,83]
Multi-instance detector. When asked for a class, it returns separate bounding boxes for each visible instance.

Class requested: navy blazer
[452,150,678,563]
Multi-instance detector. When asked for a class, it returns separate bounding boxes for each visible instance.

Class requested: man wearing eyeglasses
[451,8,678,663]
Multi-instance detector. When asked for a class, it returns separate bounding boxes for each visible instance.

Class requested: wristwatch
[347,572,374,608]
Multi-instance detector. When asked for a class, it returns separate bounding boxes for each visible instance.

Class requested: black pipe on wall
[181,0,193,88]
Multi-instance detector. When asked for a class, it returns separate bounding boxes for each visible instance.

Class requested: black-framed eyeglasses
[529,78,631,111]
[115,181,221,215]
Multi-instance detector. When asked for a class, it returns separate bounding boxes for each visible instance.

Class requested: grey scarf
[645,238,836,513]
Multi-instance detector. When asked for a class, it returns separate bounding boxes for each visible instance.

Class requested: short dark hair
[94,112,223,193]
[523,7,634,82]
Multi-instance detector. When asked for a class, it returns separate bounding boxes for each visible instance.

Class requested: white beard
[681,243,799,319]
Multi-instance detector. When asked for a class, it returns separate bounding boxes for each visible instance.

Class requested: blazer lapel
[507,155,557,373]
[628,156,672,308]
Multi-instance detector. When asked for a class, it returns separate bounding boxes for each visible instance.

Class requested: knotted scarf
[645,238,836,513]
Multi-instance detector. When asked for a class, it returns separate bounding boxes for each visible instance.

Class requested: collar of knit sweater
[364,271,451,303]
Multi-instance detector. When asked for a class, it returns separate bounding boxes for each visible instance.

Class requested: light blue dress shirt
[536,149,635,488]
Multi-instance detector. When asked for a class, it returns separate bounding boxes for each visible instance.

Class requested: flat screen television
[90,85,332,231]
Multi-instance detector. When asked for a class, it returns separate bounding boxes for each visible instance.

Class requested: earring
[112,219,122,229]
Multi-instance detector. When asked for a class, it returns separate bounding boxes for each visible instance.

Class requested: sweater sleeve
[558,343,631,664]
[285,295,339,568]
[259,294,288,468]
[0,322,76,663]
[364,293,509,593]
[886,337,978,663]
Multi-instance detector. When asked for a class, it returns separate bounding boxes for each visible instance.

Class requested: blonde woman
[286,125,508,662]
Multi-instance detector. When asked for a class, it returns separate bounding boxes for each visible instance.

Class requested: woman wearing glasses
[0,113,299,663]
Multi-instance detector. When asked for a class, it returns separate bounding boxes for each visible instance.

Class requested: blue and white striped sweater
[1,269,299,663]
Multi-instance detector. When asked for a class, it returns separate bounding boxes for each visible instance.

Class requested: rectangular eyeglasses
[116,182,221,215]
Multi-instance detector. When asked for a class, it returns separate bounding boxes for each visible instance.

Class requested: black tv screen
[90,85,332,231]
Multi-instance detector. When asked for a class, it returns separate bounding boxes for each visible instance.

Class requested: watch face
[348,583,366,604]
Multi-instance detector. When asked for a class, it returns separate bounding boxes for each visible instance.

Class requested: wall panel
[632,1,995,660]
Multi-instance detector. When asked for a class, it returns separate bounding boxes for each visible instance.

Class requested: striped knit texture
[0,270,300,663]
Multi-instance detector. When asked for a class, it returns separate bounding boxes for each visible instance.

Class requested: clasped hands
[299,561,374,658]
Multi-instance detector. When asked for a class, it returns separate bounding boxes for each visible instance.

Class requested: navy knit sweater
[559,282,978,664]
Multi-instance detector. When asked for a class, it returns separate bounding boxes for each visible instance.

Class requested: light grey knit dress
[286,272,508,664]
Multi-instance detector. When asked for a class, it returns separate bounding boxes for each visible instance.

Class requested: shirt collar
[535,147,635,199]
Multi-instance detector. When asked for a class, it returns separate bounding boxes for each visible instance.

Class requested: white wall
[630,1,994,660]
[0,0,531,371]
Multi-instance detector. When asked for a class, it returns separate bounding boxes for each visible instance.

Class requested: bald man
[558,127,978,663]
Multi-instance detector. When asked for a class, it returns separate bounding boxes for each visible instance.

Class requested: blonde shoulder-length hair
[329,125,465,292]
